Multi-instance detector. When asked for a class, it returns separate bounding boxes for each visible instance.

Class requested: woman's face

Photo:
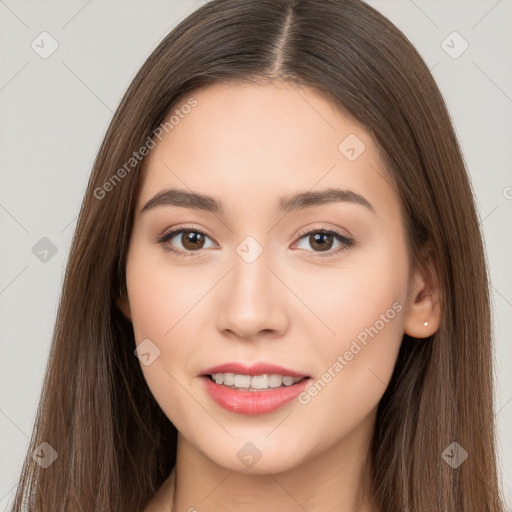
[121,80,414,474]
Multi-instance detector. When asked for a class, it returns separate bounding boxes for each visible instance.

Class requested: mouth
[198,363,312,415]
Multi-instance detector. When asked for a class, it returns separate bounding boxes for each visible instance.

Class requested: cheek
[125,245,211,426]
[294,242,408,431]
[291,240,407,348]
[125,241,204,343]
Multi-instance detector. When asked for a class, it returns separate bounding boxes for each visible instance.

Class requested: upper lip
[200,362,309,379]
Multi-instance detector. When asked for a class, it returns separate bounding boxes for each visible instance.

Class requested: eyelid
[294,223,352,241]
[157,223,216,243]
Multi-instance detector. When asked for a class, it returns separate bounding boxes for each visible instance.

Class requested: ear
[116,289,132,322]
[404,243,442,338]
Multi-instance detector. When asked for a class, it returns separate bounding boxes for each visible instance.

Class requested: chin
[202,440,308,475]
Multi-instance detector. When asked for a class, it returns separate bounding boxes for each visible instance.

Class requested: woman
[12,0,506,510]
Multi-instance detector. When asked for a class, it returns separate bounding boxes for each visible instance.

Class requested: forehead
[137,80,397,218]
[155,80,369,155]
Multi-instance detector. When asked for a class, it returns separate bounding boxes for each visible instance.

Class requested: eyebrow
[140,187,374,215]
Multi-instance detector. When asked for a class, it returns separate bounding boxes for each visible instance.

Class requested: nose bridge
[231,237,275,312]
[217,235,288,337]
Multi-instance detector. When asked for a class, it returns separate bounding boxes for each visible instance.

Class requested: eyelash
[156,225,355,258]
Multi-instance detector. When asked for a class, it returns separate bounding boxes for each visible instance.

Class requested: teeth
[223,373,235,386]
[269,374,283,388]
[249,374,269,389]
[234,374,251,388]
[211,373,304,390]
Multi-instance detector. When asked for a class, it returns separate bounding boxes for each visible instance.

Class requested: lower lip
[201,376,310,415]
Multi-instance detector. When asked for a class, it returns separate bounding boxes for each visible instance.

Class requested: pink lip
[200,362,309,379]
[201,375,310,415]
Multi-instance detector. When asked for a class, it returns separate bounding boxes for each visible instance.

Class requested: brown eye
[158,227,216,257]
[180,230,207,250]
[293,228,354,257]
[308,232,335,251]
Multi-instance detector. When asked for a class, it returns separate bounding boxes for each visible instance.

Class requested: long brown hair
[12,0,505,510]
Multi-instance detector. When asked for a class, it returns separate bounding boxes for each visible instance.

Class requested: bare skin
[118,80,441,512]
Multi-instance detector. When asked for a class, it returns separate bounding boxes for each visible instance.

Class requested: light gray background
[0,0,511,509]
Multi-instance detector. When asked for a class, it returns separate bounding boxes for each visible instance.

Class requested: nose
[216,247,290,341]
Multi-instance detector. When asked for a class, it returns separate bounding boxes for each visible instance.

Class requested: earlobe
[404,314,440,338]
[403,246,442,339]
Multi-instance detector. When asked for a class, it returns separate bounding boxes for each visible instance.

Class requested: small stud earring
[423,321,429,327]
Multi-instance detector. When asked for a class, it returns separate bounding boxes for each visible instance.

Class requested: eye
[157,226,216,257]
[293,228,354,257]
